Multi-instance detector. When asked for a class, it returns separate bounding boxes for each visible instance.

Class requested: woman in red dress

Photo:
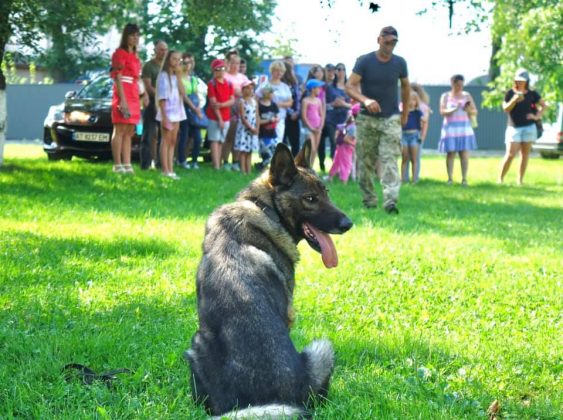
[110,23,147,174]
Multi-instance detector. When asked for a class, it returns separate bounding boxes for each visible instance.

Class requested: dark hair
[333,62,347,86]
[119,23,140,52]
[306,65,324,82]
[226,49,239,61]
[281,61,297,86]
[240,58,246,65]
[182,52,194,60]
[451,74,464,82]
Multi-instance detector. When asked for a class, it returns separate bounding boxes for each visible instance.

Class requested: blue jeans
[178,104,203,164]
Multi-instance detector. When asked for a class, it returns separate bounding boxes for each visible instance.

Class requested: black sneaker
[384,203,399,214]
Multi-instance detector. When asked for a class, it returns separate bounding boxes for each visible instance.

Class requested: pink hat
[241,79,255,88]
[211,59,225,70]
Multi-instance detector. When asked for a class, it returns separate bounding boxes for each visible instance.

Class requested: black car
[43,75,140,161]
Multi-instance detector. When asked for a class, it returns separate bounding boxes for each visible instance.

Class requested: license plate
[74,132,110,142]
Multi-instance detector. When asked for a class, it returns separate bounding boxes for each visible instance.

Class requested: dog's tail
[212,404,304,419]
[302,339,334,394]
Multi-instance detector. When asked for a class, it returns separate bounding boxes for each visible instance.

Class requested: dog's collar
[252,198,280,224]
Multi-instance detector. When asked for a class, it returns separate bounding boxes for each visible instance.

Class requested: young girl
[156,50,186,179]
[301,79,324,167]
[256,85,279,170]
[401,90,428,183]
[234,80,260,174]
[328,103,359,183]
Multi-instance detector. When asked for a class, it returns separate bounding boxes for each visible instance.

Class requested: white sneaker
[113,164,125,173]
[231,162,241,172]
[163,172,180,180]
[192,162,200,169]
[222,163,232,171]
[180,161,190,169]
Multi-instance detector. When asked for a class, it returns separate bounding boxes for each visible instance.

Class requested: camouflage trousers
[356,114,401,208]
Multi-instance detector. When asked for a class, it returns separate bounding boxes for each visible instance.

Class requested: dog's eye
[303,195,317,203]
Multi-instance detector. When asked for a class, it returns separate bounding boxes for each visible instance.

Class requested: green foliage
[0,146,562,418]
[140,0,277,81]
[483,1,563,117]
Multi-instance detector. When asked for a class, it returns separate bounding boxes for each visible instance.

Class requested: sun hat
[241,79,255,89]
[306,79,325,90]
[380,26,398,40]
[514,68,530,82]
[211,59,225,70]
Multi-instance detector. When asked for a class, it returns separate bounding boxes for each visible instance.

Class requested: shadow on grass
[343,179,561,246]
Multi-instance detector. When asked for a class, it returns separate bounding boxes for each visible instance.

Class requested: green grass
[1,144,562,419]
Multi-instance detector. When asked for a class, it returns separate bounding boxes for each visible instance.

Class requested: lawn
[0,144,561,419]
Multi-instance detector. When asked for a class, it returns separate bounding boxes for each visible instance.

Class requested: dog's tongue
[306,223,338,268]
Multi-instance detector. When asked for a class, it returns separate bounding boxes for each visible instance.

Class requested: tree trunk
[488,35,501,82]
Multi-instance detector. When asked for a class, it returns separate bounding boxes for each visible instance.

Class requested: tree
[140,0,277,81]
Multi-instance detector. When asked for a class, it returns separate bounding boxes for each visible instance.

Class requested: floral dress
[234,97,259,153]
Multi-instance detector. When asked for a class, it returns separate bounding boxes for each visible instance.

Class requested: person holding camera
[438,74,478,186]
[498,68,547,185]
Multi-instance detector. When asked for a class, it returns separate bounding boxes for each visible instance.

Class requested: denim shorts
[207,120,230,143]
[401,131,420,147]
[505,124,537,144]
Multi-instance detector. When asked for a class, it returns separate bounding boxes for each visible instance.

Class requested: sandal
[122,164,135,174]
[112,164,124,173]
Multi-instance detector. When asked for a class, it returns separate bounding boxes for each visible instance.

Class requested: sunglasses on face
[336,67,345,71]
[214,67,226,71]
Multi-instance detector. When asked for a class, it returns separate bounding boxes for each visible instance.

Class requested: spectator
[438,74,478,186]
[206,59,235,169]
[318,63,337,172]
[403,82,431,182]
[155,50,186,179]
[305,65,328,170]
[234,80,260,174]
[301,79,325,166]
[239,59,247,76]
[328,103,360,184]
[110,23,147,174]
[400,90,427,183]
[256,85,279,170]
[140,40,168,170]
[178,53,205,169]
[281,61,301,156]
[498,68,547,185]
[323,62,351,171]
[346,26,410,214]
[256,60,293,145]
[222,51,250,171]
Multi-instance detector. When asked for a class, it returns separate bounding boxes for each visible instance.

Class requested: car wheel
[47,152,72,161]
[540,152,560,159]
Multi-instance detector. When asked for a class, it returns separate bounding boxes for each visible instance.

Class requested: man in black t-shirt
[346,26,410,214]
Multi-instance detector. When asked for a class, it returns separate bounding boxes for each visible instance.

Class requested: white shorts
[207,120,230,143]
[505,124,537,144]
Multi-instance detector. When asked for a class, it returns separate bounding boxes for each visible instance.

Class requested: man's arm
[400,76,410,126]
[345,72,381,114]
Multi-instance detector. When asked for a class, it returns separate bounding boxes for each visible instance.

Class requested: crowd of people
[109,23,548,212]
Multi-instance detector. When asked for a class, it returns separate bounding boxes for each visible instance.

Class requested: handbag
[186,77,208,128]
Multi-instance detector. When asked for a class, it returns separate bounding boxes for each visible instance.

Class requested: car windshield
[77,76,113,99]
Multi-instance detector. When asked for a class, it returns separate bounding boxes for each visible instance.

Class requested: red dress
[110,48,142,124]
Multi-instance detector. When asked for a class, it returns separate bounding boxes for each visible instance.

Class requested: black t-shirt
[258,101,279,138]
[352,52,408,117]
[505,89,541,127]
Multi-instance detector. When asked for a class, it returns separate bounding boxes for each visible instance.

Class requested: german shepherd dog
[185,141,353,418]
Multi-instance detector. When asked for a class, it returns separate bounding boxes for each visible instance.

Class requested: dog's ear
[269,143,298,187]
[294,139,312,169]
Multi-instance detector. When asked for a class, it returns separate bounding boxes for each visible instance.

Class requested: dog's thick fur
[185,141,353,418]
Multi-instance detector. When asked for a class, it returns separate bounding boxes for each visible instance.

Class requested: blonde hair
[269,60,286,75]
[411,82,429,105]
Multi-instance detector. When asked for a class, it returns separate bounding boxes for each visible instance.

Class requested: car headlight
[44,104,64,126]
[64,110,92,124]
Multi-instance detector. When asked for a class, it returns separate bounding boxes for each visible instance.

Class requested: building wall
[6,84,78,140]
